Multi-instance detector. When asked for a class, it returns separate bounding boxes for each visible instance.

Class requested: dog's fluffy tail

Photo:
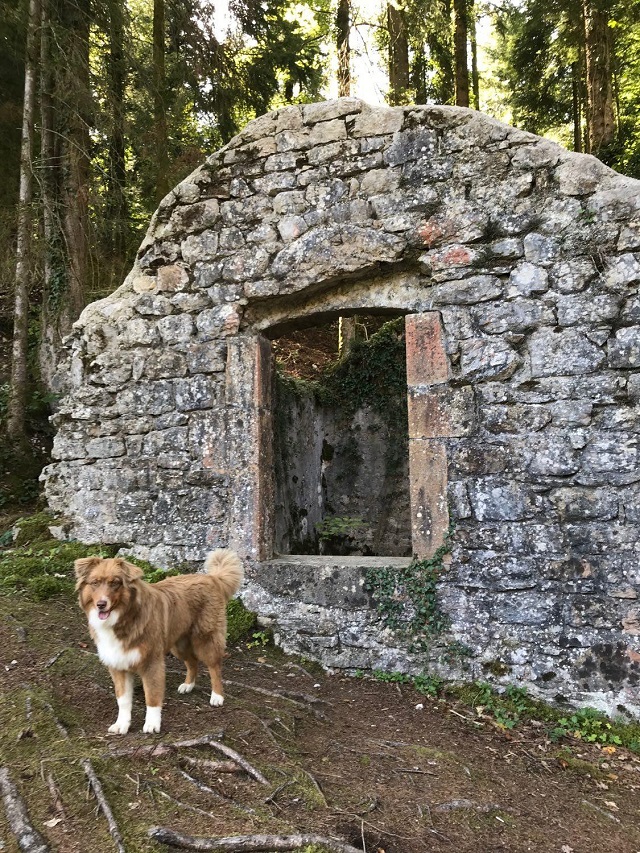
[204,549,244,601]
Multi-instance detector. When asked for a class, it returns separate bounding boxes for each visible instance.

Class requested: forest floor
[2,590,640,853]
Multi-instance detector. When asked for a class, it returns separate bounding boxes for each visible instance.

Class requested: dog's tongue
[98,610,110,620]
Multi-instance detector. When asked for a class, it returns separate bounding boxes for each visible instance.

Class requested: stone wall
[273,363,411,557]
[44,98,640,716]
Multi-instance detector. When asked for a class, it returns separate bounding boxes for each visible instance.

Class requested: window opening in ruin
[271,314,412,558]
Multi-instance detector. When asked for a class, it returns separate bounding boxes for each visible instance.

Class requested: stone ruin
[43,98,640,716]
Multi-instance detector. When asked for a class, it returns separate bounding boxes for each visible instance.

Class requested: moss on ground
[0,510,257,642]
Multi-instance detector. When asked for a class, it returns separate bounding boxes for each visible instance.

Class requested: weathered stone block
[460,338,521,382]
[550,487,618,521]
[405,312,449,386]
[408,438,449,558]
[507,263,549,297]
[468,480,536,521]
[556,292,620,326]
[529,328,605,377]
[408,386,475,438]
[157,314,194,344]
[608,327,640,369]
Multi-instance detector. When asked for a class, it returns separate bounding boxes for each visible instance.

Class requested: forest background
[1,0,640,505]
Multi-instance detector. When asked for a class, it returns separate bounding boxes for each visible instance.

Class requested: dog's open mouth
[98,609,111,621]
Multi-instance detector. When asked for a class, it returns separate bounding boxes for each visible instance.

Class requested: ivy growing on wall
[364,523,455,654]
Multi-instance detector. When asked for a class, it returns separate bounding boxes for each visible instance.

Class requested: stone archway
[44,99,640,714]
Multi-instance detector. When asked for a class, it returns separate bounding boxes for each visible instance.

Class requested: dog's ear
[117,559,144,583]
[74,556,100,590]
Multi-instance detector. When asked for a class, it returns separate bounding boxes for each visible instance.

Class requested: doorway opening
[270,314,412,558]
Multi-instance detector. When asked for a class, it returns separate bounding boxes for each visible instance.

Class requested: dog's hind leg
[141,658,165,734]
[193,635,225,707]
[108,669,134,735]
[172,637,198,695]
[206,659,224,707]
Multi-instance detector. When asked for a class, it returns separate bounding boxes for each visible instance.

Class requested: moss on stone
[10,511,57,546]
[227,597,257,644]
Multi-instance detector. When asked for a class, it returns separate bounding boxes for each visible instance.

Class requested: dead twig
[179,770,255,815]
[148,826,363,852]
[42,702,70,740]
[300,769,327,807]
[44,649,67,669]
[205,741,269,786]
[224,680,329,719]
[233,710,289,757]
[284,662,315,680]
[393,768,437,776]
[82,759,126,853]
[0,767,51,853]
[156,789,218,821]
[330,808,417,841]
[263,781,294,805]
[45,771,67,827]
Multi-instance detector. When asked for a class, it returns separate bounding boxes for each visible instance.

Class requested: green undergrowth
[371,668,444,698]
[451,680,640,755]
[367,666,640,755]
[0,511,257,642]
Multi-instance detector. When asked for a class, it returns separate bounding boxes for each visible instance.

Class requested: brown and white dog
[74,550,243,734]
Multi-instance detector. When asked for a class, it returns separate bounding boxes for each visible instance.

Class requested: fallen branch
[180,756,241,774]
[148,826,363,852]
[45,771,67,826]
[179,770,255,815]
[0,767,51,853]
[82,759,126,853]
[106,732,224,760]
[205,741,269,786]
[224,680,328,719]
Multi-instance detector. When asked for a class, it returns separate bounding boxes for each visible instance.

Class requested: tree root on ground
[0,766,51,853]
[82,759,126,853]
[148,825,364,852]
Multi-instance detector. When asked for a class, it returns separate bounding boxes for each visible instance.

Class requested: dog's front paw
[108,720,130,735]
[177,682,195,694]
[142,706,162,734]
[209,691,224,707]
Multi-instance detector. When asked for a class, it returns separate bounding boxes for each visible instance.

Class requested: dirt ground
[1,594,640,853]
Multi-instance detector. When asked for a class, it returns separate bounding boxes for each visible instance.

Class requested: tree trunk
[336,0,350,97]
[572,61,582,152]
[469,1,479,109]
[154,0,170,202]
[453,0,469,107]
[387,1,409,105]
[38,0,59,392]
[107,0,128,284]
[427,0,454,104]
[7,0,41,442]
[59,0,90,326]
[582,0,615,155]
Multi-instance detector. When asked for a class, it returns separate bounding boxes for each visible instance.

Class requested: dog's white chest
[89,612,141,670]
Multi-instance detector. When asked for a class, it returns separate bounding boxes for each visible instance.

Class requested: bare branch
[148,826,364,852]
